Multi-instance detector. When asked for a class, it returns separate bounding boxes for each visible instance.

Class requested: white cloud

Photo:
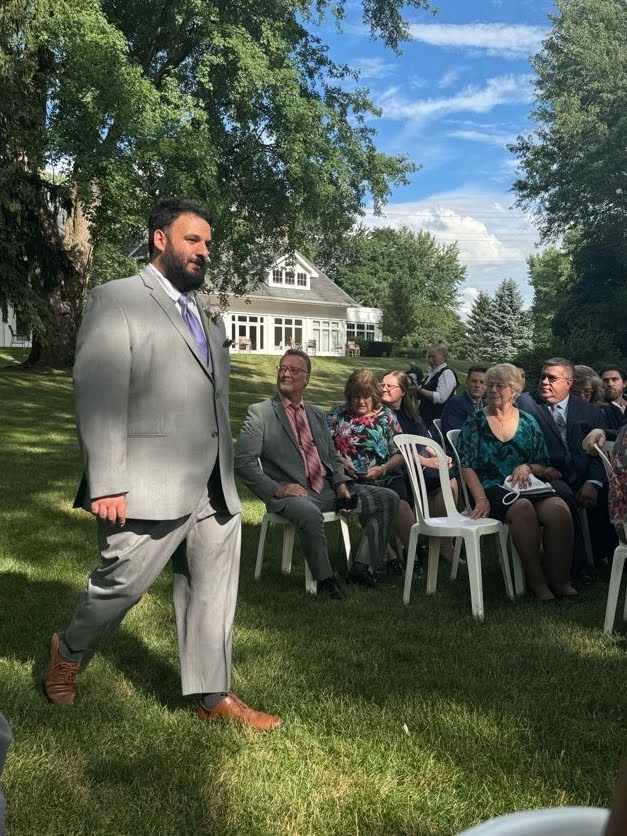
[439,69,462,89]
[362,188,542,307]
[377,75,534,122]
[448,127,518,147]
[408,22,549,58]
[353,57,395,80]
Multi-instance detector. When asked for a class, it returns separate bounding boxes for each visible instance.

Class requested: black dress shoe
[347,568,379,588]
[318,576,347,600]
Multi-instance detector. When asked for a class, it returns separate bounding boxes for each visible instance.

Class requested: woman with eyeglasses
[380,371,458,520]
[456,363,576,601]
[327,369,415,569]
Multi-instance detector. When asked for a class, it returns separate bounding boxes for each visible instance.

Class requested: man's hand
[341,456,357,478]
[543,466,562,482]
[576,483,599,509]
[336,483,351,501]
[91,494,126,526]
[583,428,606,453]
[275,483,308,498]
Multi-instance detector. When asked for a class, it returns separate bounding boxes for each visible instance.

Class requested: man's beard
[161,247,207,292]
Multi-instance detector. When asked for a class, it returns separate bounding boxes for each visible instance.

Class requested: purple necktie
[178,294,209,366]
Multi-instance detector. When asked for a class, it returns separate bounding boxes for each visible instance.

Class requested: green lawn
[0,353,623,835]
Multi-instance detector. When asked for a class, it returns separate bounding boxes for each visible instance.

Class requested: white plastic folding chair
[447,427,526,596]
[395,433,514,619]
[594,443,627,633]
[254,511,351,594]
[431,418,445,449]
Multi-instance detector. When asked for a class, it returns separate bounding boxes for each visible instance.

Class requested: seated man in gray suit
[43,198,281,730]
[235,350,399,600]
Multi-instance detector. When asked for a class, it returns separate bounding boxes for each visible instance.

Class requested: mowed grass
[0,349,625,835]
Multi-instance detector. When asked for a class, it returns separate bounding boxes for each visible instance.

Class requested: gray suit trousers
[274,480,399,579]
[63,493,241,695]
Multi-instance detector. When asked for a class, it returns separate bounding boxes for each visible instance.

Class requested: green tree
[1,0,432,366]
[317,226,465,349]
[526,242,576,350]
[465,291,494,362]
[511,0,627,241]
[488,278,533,362]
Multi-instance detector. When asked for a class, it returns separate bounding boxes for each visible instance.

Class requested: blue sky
[309,0,556,313]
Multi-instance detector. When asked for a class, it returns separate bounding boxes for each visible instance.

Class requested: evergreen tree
[486,279,533,363]
[465,291,494,362]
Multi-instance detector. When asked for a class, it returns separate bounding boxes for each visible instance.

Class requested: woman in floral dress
[327,369,415,564]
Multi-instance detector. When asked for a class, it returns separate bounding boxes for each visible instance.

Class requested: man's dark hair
[282,348,311,373]
[544,357,575,379]
[600,366,627,381]
[148,198,213,258]
[467,366,487,376]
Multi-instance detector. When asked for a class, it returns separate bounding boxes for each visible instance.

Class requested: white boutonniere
[205,303,223,323]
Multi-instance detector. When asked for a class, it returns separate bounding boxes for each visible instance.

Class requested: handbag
[501,473,556,505]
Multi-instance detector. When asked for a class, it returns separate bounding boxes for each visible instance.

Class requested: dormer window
[285,270,295,286]
[272,267,283,284]
[297,272,307,287]
[269,262,310,289]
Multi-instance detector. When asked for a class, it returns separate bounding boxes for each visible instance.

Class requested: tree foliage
[1,0,431,365]
[511,0,627,241]
[465,291,494,362]
[316,225,465,351]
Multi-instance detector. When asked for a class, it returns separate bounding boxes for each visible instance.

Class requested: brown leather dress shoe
[43,633,81,706]
[197,694,283,730]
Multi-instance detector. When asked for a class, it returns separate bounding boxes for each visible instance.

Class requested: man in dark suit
[440,366,487,438]
[44,198,281,730]
[234,349,399,599]
[517,357,607,576]
[601,367,627,432]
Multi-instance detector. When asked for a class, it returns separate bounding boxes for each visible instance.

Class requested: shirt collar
[147,263,197,307]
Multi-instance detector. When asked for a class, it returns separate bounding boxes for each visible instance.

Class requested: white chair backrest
[431,418,445,448]
[447,428,471,512]
[396,434,458,523]
[594,443,613,480]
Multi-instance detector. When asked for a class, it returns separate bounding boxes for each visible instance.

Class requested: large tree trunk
[24,197,92,370]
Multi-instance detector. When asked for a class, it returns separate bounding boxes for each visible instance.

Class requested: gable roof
[236,251,358,307]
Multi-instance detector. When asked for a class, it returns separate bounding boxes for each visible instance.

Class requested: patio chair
[254,511,351,595]
[395,433,514,619]
[594,443,627,634]
[346,340,360,357]
[306,339,316,355]
[8,325,29,347]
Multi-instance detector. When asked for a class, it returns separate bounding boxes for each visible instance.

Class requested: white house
[211,251,382,355]
[1,307,31,348]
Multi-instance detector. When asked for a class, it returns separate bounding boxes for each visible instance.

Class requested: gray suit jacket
[73,266,241,520]
[234,394,350,509]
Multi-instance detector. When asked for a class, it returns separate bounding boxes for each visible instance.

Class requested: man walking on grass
[44,198,281,730]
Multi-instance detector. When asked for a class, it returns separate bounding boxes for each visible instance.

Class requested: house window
[272,267,283,284]
[347,323,375,342]
[297,272,307,287]
[312,320,340,353]
[231,315,264,350]
[285,270,295,286]
[273,317,303,349]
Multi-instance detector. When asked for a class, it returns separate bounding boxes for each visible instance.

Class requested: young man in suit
[234,349,399,600]
[44,198,281,730]
[517,357,607,577]
[601,367,627,431]
[440,366,487,438]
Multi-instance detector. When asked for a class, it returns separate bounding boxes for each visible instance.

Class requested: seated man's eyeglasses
[277,365,307,375]
[540,374,572,383]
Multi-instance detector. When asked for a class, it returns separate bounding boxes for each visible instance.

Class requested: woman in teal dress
[457,363,576,601]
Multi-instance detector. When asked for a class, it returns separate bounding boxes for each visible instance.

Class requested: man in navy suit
[517,357,606,576]
[440,366,487,438]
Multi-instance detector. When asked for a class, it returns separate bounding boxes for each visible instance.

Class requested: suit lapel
[532,394,563,445]
[273,395,300,453]
[140,267,213,380]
